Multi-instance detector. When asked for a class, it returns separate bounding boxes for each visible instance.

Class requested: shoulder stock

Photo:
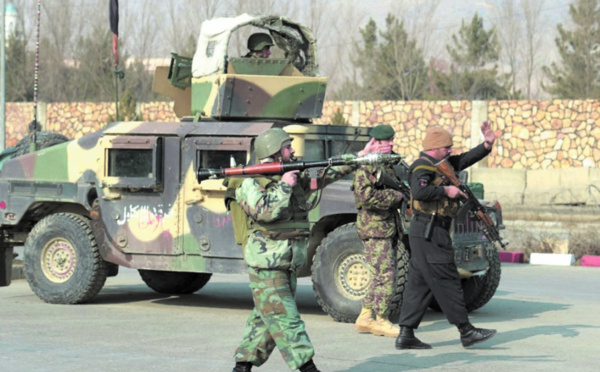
[434,158,461,187]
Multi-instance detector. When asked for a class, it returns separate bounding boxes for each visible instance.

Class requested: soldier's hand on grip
[444,185,467,199]
[282,170,299,186]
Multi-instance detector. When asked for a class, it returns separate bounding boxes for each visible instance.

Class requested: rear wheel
[24,213,107,304]
[311,223,409,323]
[138,270,212,294]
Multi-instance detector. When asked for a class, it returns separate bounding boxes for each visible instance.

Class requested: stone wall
[4,100,600,170]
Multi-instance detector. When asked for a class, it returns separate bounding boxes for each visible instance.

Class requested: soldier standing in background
[244,33,273,58]
[353,124,405,338]
[395,122,497,350]
[232,128,381,372]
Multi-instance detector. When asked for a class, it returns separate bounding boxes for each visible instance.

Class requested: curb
[581,255,600,267]
[529,253,575,266]
[498,251,524,263]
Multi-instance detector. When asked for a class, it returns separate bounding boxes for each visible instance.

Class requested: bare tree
[122,0,162,60]
[162,0,224,57]
[390,0,441,57]
[494,0,522,98]
[519,0,545,99]
[320,2,365,98]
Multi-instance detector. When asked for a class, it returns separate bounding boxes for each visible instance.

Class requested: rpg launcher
[434,158,507,250]
[197,153,403,182]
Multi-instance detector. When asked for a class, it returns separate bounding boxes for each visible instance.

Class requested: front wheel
[24,213,107,304]
[311,223,409,323]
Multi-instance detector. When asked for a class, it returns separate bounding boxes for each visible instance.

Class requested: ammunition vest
[226,176,310,246]
[410,158,461,217]
[249,177,310,239]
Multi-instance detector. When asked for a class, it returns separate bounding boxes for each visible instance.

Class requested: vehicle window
[104,136,163,190]
[108,149,154,178]
[331,140,367,157]
[304,140,326,161]
[200,150,247,169]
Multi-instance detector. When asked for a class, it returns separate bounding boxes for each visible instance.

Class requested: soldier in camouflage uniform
[395,122,497,350]
[352,124,405,338]
[244,33,273,58]
[232,128,380,372]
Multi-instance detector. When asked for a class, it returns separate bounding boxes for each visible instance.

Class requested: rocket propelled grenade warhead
[197,153,402,182]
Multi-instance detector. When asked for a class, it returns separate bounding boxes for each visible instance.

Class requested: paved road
[1,264,600,372]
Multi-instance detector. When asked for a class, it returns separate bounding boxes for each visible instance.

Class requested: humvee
[0,14,502,323]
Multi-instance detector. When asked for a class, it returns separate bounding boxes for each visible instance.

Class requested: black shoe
[395,326,432,350]
[460,325,497,347]
[232,361,252,372]
[299,359,321,372]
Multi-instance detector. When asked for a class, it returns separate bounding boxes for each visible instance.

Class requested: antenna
[28,0,41,152]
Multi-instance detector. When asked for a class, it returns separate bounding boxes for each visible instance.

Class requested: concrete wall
[470,167,600,206]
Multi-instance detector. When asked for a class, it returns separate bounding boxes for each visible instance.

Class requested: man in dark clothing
[395,122,498,350]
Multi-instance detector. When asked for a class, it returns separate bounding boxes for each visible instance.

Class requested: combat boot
[299,359,321,372]
[459,323,497,348]
[232,361,252,372]
[395,326,432,349]
[354,307,374,333]
[369,315,400,337]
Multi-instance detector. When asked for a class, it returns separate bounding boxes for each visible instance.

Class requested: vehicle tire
[429,247,502,312]
[12,131,69,158]
[138,270,212,294]
[24,213,107,304]
[311,223,409,323]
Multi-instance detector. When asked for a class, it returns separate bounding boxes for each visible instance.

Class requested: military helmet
[247,33,274,51]
[254,128,292,160]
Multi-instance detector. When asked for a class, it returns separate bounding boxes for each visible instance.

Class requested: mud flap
[0,247,14,286]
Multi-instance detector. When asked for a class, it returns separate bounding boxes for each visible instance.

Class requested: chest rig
[410,157,461,218]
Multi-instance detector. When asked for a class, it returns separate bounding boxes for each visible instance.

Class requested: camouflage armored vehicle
[0,14,502,323]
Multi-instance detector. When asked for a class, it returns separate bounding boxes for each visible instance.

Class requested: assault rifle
[374,165,411,198]
[435,158,507,250]
[197,153,403,182]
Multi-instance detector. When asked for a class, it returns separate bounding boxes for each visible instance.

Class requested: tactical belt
[413,213,452,230]
[257,230,310,240]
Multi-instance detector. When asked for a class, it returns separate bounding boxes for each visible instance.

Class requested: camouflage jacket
[236,164,353,271]
[353,163,404,239]
[410,143,491,218]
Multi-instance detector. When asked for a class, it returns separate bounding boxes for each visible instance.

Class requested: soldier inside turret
[244,33,273,58]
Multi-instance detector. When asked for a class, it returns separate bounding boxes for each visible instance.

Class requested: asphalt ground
[1,263,600,372]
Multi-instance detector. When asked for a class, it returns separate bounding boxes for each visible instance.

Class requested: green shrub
[331,108,348,125]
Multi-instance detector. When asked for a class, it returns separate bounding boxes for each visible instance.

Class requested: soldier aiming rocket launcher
[434,157,507,250]
[197,153,403,182]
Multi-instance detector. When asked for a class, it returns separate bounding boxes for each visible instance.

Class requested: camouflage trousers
[362,237,396,316]
[234,267,314,370]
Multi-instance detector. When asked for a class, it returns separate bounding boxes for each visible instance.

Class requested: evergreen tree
[342,14,428,100]
[542,0,600,99]
[71,27,115,102]
[434,13,511,100]
[5,32,34,102]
